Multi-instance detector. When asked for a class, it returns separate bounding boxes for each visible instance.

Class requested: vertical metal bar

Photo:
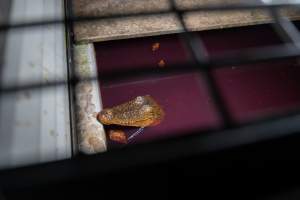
[260,0,300,46]
[169,0,234,127]
[169,0,208,63]
[0,0,11,89]
[64,0,79,156]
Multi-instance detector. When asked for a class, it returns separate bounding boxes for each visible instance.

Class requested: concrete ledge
[72,0,300,43]
[73,44,107,154]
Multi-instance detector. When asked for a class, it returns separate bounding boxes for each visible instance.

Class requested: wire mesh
[1,0,300,153]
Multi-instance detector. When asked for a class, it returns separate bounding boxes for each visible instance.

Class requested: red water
[199,25,300,122]
[94,24,300,148]
[100,73,222,147]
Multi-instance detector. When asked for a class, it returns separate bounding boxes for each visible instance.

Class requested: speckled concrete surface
[72,0,300,43]
[73,0,171,16]
[74,13,182,43]
[184,8,300,31]
[74,44,107,154]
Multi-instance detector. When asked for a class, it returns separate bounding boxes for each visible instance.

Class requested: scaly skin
[97,95,164,127]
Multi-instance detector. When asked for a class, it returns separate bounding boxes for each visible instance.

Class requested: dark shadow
[0,0,11,79]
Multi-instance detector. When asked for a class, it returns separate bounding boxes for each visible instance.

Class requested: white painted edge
[0,0,71,169]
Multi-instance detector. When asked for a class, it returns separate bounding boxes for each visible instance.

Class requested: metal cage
[1,0,300,198]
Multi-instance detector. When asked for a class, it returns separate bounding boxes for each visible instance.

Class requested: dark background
[2,132,300,200]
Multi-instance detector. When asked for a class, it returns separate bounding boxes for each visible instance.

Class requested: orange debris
[158,59,166,67]
[152,42,160,51]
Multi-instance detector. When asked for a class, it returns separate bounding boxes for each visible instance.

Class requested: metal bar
[0,0,11,79]
[169,0,233,127]
[1,111,300,190]
[0,0,299,188]
[262,0,300,46]
[1,42,300,94]
[169,0,209,63]
[0,3,300,32]
[64,0,79,156]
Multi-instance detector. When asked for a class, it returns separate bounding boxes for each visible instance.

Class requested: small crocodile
[97,95,165,128]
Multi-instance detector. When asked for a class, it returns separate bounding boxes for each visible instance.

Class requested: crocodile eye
[97,109,113,124]
[135,96,145,105]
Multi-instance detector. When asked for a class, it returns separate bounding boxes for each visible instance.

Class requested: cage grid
[1,0,300,176]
